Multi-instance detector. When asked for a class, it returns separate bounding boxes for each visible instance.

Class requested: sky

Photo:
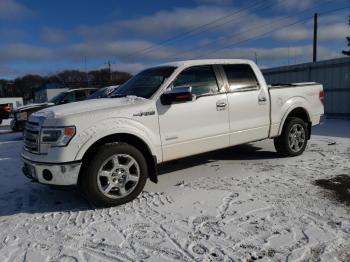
[0,0,349,79]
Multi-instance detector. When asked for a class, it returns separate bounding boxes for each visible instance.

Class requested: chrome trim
[23,121,40,153]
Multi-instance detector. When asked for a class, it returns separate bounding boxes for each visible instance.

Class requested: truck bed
[268,82,324,138]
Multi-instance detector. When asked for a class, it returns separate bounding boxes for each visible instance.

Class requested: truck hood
[34,96,147,119]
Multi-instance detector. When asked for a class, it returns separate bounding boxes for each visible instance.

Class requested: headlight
[41,126,76,146]
[16,112,28,121]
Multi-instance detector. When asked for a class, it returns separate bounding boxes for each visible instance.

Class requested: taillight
[3,105,11,113]
[319,90,325,105]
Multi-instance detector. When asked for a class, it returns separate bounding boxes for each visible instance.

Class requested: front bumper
[22,156,82,186]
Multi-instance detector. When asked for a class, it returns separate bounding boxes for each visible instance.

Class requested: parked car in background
[0,97,23,126]
[0,103,12,125]
[21,59,324,207]
[86,85,119,100]
[11,88,97,131]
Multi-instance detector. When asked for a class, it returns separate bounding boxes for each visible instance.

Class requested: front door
[157,65,230,161]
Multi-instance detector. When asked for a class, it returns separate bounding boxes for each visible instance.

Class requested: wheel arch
[78,133,158,186]
[278,106,312,139]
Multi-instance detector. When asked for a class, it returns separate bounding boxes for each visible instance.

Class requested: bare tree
[342,16,350,56]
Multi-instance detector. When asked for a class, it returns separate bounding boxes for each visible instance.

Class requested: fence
[262,57,350,117]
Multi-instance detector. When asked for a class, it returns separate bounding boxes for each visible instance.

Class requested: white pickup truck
[22,59,325,206]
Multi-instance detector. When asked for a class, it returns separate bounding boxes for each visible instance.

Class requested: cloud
[274,0,314,11]
[274,21,349,42]
[0,0,32,20]
[0,44,53,61]
[319,23,349,42]
[40,27,67,44]
[76,5,249,41]
[201,45,340,62]
[274,25,310,41]
[0,40,184,65]
[0,40,341,65]
[114,6,234,37]
[111,63,147,74]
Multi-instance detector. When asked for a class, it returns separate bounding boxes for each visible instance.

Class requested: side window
[222,64,259,92]
[87,89,97,96]
[74,90,88,101]
[173,66,219,96]
[61,93,75,103]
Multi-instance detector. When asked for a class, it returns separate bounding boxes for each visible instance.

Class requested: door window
[173,66,219,96]
[222,64,259,92]
[61,90,86,103]
[74,90,88,101]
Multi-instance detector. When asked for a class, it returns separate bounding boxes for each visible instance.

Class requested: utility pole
[105,60,113,82]
[313,13,318,63]
[84,56,88,86]
[254,51,258,64]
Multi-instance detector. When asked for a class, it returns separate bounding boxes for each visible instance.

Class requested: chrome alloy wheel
[288,123,306,153]
[97,154,140,199]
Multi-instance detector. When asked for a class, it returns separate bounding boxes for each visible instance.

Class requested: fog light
[43,169,53,181]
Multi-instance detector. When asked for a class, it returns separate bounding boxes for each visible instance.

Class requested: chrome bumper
[22,156,82,186]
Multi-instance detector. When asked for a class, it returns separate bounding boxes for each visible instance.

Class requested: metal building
[262,57,350,117]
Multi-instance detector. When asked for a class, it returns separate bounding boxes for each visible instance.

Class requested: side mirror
[160,86,193,105]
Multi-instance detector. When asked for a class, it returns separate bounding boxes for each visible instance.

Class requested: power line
[121,0,282,61]
[196,4,350,59]
[170,0,336,59]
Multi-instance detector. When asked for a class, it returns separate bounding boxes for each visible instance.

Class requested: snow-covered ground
[0,119,349,261]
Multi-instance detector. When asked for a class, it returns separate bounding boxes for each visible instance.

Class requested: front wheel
[274,117,308,156]
[81,143,148,207]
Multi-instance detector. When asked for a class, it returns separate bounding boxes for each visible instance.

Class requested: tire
[274,117,308,157]
[10,120,19,132]
[80,143,148,207]
[0,118,2,125]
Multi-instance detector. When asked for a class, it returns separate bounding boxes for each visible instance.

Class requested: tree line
[0,69,132,101]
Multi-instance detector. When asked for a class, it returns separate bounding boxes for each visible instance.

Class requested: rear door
[157,65,230,161]
[220,64,270,145]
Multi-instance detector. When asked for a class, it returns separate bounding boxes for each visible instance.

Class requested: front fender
[72,117,161,162]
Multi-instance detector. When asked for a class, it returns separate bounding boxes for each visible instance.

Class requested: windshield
[111,66,176,99]
[49,92,66,104]
[87,86,117,100]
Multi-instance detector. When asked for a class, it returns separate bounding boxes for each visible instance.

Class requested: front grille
[24,121,40,153]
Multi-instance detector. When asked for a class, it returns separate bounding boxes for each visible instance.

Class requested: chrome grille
[24,121,40,153]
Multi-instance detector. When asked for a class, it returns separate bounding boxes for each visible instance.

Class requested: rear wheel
[274,117,308,156]
[81,143,148,207]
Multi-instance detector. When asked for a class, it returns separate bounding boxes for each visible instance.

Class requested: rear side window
[87,89,97,96]
[173,65,219,96]
[222,64,259,92]
[76,90,88,101]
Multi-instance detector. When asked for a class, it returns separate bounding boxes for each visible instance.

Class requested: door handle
[216,102,227,107]
[216,101,227,110]
[258,97,267,103]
